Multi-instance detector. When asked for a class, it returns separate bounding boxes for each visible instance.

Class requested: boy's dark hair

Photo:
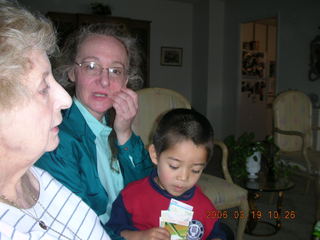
[152,108,214,161]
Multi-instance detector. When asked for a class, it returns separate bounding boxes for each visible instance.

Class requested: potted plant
[224,132,265,180]
[225,133,293,181]
[261,135,294,180]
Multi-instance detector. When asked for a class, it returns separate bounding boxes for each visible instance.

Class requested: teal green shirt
[74,98,124,224]
[35,101,153,232]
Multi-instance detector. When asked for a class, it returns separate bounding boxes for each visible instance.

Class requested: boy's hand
[121,227,171,240]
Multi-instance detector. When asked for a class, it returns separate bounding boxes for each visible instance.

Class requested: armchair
[273,90,320,180]
[132,87,249,240]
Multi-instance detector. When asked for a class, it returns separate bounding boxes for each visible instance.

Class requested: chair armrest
[274,127,305,138]
[274,127,306,151]
[214,139,233,184]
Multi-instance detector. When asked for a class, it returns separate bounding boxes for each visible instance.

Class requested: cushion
[198,173,248,210]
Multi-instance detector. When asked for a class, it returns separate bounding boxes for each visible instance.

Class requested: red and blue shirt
[106,170,226,240]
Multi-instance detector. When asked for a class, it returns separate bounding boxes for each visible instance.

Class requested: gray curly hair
[0,0,56,109]
[54,23,143,93]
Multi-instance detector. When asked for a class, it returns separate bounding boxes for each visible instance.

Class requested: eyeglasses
[75,61,127,82]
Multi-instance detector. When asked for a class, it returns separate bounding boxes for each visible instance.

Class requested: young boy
[106,108,226,240]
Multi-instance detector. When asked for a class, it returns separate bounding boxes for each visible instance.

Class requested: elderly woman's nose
[55,83,72,110]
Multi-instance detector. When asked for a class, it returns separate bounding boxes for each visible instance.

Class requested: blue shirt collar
[148,168,195,201]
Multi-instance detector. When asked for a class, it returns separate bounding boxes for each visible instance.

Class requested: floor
[221,174,317,240]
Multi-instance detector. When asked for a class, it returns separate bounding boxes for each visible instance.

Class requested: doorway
[237,17,277,141]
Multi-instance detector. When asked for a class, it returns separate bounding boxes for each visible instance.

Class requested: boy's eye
[192,169,202,174]
[169,165,178,170]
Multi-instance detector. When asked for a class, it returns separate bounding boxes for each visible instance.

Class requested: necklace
[0,176,82,240]
[0,194,48,230]
[29,194,82,240]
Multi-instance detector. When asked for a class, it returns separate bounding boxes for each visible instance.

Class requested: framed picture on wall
[160,47,183,66]
[242,50,265,79]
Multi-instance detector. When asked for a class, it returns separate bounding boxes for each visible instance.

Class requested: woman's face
[0,49,72,162]
[69,34,129,120]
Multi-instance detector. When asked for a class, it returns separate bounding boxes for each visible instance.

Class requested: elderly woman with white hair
[0,1,111,239]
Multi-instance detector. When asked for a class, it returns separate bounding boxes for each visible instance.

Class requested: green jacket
[36,102,153,219]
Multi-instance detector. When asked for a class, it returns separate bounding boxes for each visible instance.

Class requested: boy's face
[149,140,207,197]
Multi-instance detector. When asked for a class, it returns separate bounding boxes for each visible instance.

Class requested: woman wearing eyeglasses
[35,23,153,236]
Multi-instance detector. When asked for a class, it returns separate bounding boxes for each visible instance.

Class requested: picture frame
[160,47,183,66]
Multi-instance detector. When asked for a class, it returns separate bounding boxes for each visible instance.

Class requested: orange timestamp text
[206,210,245,219]
[206,210,297,220]
[249,210,297,220]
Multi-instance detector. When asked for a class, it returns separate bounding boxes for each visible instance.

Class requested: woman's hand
[121,227,171,240]
[112,87,138,145]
